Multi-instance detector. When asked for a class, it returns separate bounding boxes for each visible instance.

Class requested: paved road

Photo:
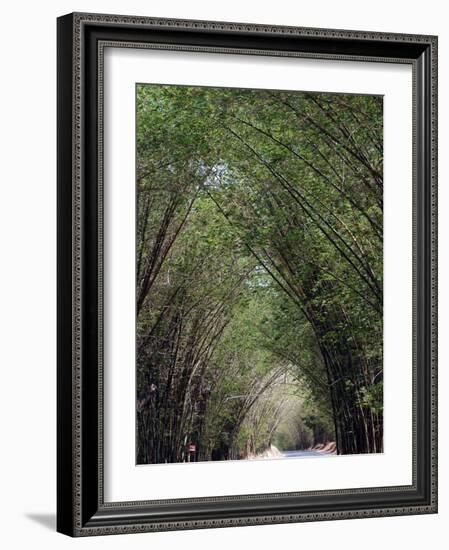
[280,449,331,459]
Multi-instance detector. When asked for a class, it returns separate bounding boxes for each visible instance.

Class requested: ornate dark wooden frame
[57,12,438,537]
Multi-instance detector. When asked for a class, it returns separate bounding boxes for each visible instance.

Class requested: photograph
[0,0,443,546]
[55,10,437,536]
[135,84,384,465]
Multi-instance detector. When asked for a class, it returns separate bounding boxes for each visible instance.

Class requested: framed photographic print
[57,12,438,536]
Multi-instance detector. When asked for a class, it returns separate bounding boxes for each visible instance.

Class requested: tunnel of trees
[135,84,383,464]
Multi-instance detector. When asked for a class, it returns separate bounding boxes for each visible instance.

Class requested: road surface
[280,449,331,459]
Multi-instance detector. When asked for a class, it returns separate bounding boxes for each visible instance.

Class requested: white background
[0,1,446,549]
[104,49,412,501]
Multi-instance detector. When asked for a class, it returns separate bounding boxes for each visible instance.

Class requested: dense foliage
[136,84,383,464]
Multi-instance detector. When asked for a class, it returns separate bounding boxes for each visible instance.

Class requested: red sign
[188,444,196,452]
